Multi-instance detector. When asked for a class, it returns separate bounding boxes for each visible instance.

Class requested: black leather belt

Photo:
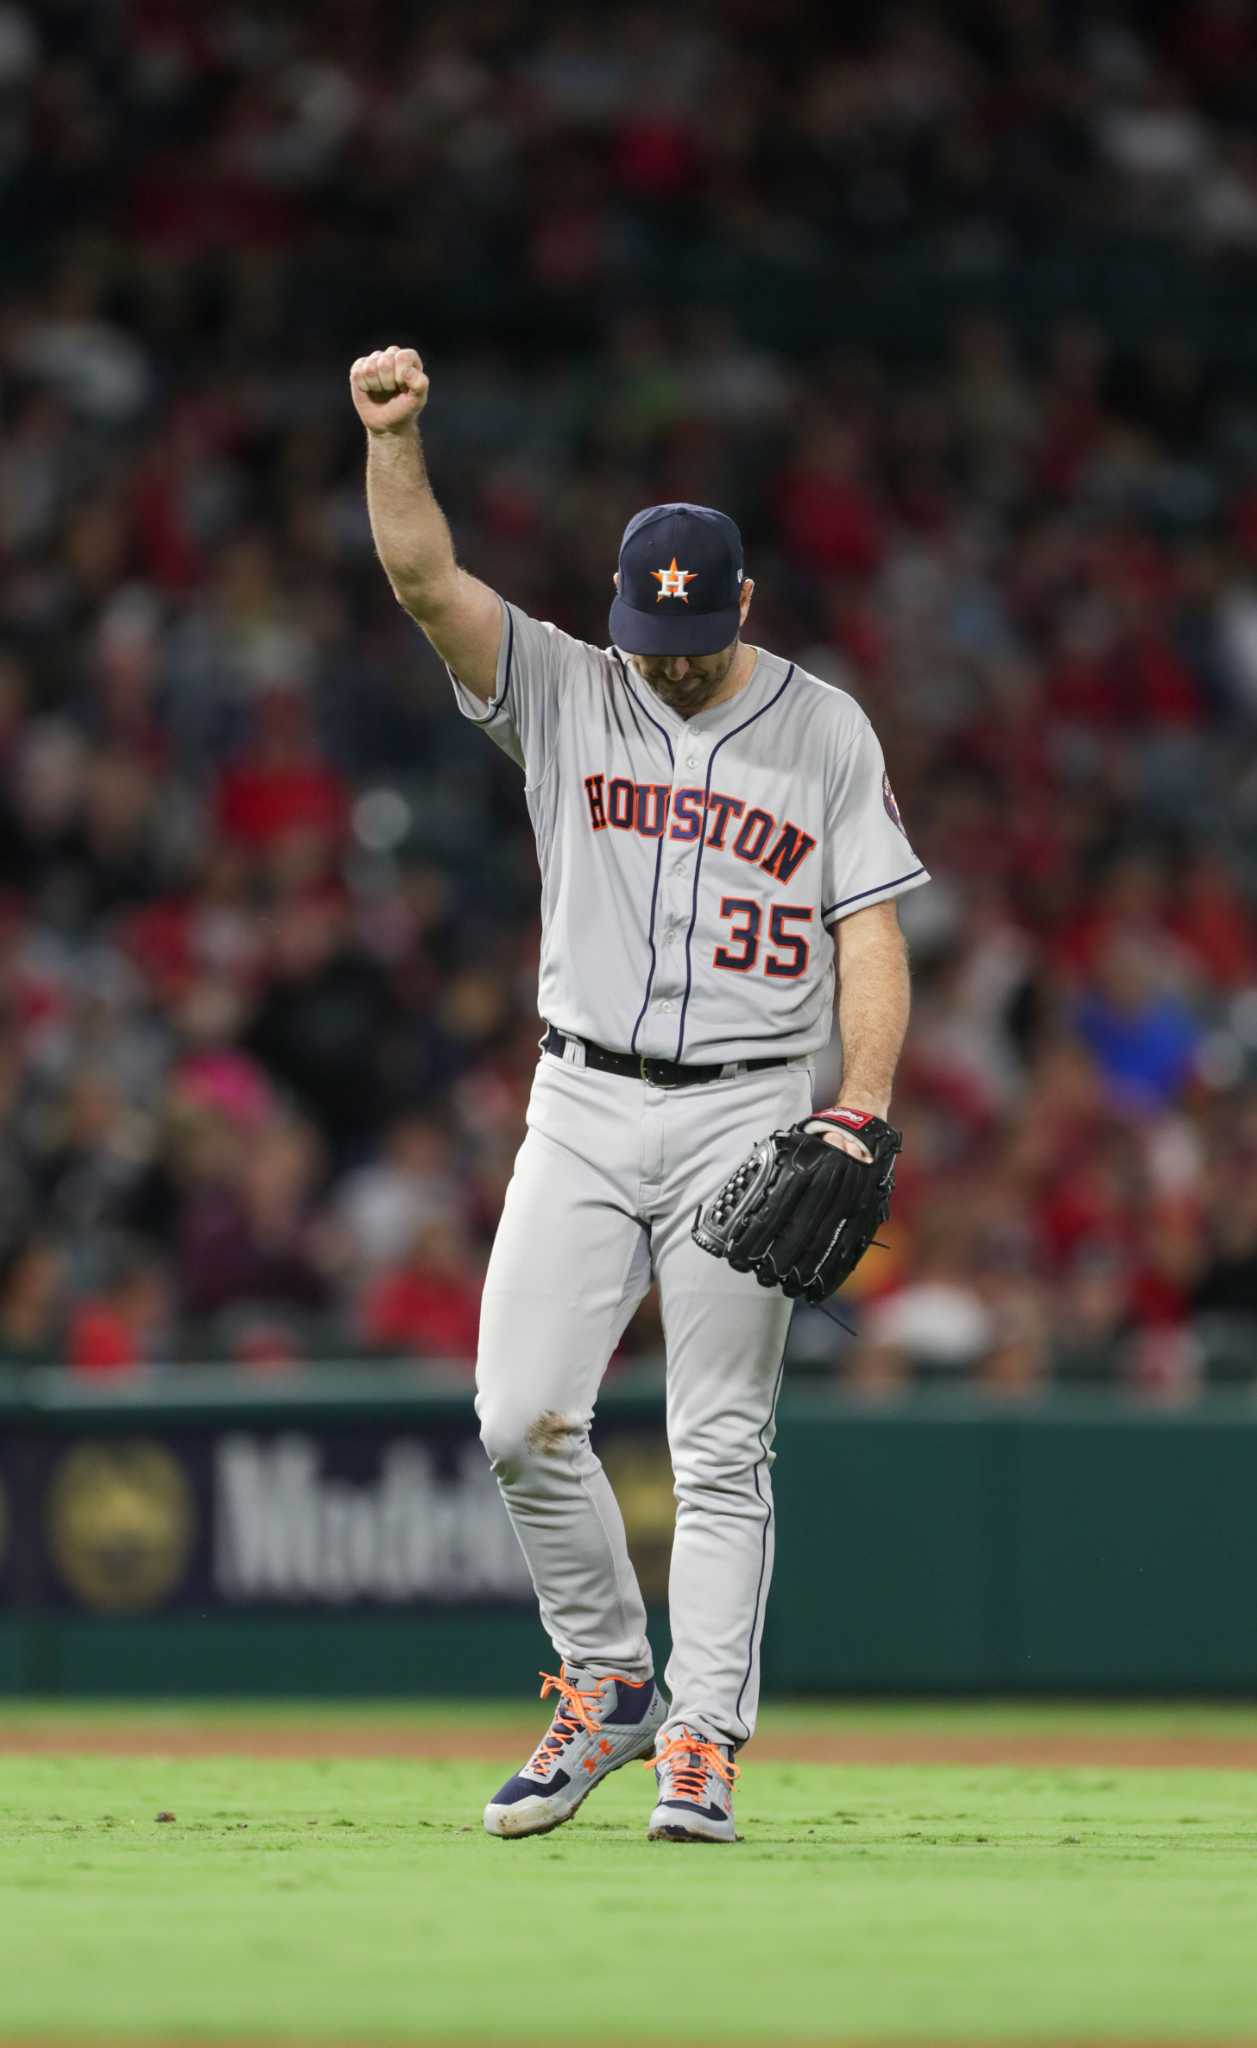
[543,1025,788,1091]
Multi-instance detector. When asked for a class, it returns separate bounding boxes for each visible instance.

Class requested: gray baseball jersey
[450,600,928,1066]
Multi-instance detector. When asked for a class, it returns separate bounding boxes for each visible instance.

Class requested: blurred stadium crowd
[1,0,1256,1394]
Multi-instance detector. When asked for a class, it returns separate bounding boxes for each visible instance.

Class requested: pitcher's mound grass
[1,1704,1256,2043]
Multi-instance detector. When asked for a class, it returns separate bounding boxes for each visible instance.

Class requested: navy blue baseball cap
[609,502,744,657]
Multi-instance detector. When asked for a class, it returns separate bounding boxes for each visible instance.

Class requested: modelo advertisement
[1,1422,675,1620]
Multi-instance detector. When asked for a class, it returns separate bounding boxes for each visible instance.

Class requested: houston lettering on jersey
[582,774,816,883]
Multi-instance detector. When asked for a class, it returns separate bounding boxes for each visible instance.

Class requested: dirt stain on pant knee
[526,1409,575,1455]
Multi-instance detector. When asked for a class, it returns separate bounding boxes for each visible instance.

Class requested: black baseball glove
[692,1109,901,1304]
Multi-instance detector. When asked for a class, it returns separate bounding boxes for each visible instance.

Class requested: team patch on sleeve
[883,772,906,835]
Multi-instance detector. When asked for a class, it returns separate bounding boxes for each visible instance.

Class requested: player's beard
[638,641,740,719]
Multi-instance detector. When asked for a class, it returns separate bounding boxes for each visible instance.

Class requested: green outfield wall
[0,1369,1254,1695]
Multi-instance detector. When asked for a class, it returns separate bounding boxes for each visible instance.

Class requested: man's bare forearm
[365,422,458,617]
[833,901,911,1119]
[350,345,502,696]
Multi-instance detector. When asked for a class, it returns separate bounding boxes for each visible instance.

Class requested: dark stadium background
[2,0,1256,1401]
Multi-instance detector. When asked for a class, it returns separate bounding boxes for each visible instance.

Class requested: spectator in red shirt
[775,419,885,581]
[67,1241,171,1377]
[215,693,348,855]
[360,1220,483,1366]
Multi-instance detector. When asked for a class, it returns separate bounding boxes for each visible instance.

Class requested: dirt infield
[3,1718,1257,1769]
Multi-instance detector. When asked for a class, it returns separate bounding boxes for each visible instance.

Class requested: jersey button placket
[656,741,702,1055]
[655,859,688,1035]
[635,740,681,1060]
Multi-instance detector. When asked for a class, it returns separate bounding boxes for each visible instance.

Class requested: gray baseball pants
[475,1042,810,1749]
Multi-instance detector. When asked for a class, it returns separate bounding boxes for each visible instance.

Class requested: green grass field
[1,1703,1256,2044]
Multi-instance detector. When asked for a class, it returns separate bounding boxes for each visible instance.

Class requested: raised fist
[349,346,430,434]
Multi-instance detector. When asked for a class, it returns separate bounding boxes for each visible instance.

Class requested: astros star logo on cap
[652,557,696,603]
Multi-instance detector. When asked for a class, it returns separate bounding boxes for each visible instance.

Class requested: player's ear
[739,576,754,623]
[613,571,620,591]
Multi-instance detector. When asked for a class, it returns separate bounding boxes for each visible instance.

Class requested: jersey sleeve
[821,714,929,926]
[447,598,569,782]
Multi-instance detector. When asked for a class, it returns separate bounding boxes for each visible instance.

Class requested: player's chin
[656,677,722,715]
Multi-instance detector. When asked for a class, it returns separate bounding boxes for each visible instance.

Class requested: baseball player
[351,344,927,1843]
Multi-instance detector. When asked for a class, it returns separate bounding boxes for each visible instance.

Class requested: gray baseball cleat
[646,1726,740,1842]
[483,1665,667,1838]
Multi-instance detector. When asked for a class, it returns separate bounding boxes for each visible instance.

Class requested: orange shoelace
[526,1669,606,1778]
[646,1733,740,1802]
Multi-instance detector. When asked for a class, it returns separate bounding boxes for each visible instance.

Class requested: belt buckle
[640,1056,679,1090]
